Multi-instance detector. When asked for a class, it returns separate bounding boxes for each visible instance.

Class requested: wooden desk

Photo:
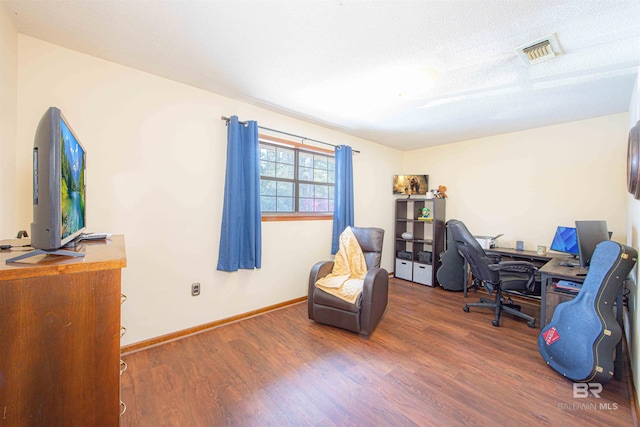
[0,236,127,426]
[486,247,553,264]
[539,258,587,329]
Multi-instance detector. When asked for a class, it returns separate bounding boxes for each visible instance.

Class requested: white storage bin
[395,258,413,281]
[413,262,433,286]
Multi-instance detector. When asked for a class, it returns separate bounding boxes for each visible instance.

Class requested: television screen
[549,226,579,255]
[31,107,87,251]
[60,118,86,241]
[393,174,429,195]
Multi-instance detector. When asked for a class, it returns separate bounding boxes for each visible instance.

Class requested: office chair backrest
[351,227,384,269]
[448,220,500,285]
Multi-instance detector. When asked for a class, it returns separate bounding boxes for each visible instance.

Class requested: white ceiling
[3,0,640,151]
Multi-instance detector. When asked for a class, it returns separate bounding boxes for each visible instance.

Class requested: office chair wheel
[492,319,500,327]
[527,321,535,328]
[463,306,470,313]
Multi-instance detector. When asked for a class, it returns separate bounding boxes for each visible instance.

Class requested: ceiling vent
[517,33,562,65]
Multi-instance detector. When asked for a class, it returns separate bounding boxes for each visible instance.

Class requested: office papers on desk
[554,280,582,294]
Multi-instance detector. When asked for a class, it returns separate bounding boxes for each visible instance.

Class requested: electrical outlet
[191,282,201,296]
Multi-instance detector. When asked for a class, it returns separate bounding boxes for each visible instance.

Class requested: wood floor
[120,279,638,426]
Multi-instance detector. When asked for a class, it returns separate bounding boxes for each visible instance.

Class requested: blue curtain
[217,116,262,271]
[332,145,354,254]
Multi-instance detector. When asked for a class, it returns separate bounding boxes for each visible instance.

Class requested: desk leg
[540,272,550,330]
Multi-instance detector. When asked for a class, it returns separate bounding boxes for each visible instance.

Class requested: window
[259,137,334,217]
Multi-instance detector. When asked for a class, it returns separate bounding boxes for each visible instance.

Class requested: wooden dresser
[0,235,126,426]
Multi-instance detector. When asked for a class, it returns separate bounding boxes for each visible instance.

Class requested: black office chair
[448,219,537,328]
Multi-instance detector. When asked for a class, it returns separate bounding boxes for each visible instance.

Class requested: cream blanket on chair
[315,227,368,304]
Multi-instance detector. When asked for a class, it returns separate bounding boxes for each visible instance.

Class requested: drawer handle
[120,326,127,338]
[121,294,127,304]
[120,401,127,416]
[418,266,425,269]
[120,359,128,375]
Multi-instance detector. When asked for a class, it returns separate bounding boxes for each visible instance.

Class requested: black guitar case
[437,221,467,291]
[538,240,637,383]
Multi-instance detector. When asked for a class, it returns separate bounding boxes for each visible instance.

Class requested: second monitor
[575,220,610,268]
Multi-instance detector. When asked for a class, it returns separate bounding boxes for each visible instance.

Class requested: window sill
[262,214,333,222]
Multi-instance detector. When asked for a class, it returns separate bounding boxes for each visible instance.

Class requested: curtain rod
[221,116,360,153]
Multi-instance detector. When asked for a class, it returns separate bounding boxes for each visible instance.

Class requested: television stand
[5,248,84,263]
[0,235,126,424]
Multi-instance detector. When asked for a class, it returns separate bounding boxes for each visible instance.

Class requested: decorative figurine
[436,185,448,199]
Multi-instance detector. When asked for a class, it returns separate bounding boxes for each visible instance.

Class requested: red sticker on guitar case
[542,327,561,345]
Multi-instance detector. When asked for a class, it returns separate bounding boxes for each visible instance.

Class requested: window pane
[260,145,276,161]
[314,169,328,183]
[261,180,276,196]
[260,160,276,177]
[259,140,334,216]
[277,181,294,197]
[315,199,329,212]
[276,163,294,179]
[299,198,313,212]
[261,196,277,212]
[314,156,328,170]
[277,147,295,164]
[315,185,329,198]
[299,152,313,167]
[277,197,294,212]
[299,166,313,181]
[299,183,314,198]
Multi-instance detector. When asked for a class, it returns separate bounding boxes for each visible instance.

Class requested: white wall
[15,35,402,345]
[0,5,17,235]
[403,114,629,251]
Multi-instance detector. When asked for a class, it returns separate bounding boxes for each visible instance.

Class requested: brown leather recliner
[308,227,388,336]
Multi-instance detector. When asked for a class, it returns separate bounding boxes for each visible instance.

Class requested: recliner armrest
[362,267,389,296]
[360,267,389,336]
[308,261,334,319]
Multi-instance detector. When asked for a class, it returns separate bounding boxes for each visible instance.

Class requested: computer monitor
[575,220,610,268]
[549,226,579,256]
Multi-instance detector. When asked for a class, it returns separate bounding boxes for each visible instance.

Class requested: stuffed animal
[437,185,448,198]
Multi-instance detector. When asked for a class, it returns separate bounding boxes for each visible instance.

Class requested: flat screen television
[575,220,610,268]
[549,226,579,256]
[30,107,87,252]
[393,174,429,195]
